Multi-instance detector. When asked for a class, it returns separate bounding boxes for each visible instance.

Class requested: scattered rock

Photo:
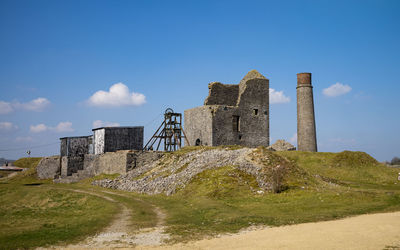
[93,147,282,195]
[267,140,296,151]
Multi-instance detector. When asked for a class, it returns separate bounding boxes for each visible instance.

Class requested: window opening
[232,115,240,132]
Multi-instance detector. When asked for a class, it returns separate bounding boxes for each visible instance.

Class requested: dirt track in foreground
[144,211,400,250]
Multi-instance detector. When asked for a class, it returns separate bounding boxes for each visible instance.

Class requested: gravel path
[144,211,400,250]
[42,189,169,249]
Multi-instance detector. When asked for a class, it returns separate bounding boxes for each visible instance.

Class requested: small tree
[391,157,400,165]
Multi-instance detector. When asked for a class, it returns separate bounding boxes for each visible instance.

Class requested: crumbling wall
[204,82,239,106]
[37,156,60,179]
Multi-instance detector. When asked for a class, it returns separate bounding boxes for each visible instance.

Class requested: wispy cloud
[323,83,352,97]
[13,97,50,112]
[88,83,146,107]
[0,122,18,131]
[30,121,74,133]
[0,97,50,114]
[0,101,14,114]
[30,124,48,133]
[92,120,120,128]
[270,89,290,104]
[15,136,33,142]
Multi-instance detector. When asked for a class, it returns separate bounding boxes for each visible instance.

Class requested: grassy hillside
[0,149,399,247]
[142,148,400,242]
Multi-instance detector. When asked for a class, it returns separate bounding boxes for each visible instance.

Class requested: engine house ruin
[184,70,270,147]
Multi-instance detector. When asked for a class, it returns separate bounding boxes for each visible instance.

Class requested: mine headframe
[143,108,189,152]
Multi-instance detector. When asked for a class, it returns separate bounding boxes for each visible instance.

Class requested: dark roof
[92,126,144,131]
[59,135,92,140]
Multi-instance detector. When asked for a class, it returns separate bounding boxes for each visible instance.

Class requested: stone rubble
[93,147,276,195]
[267,139,296,151]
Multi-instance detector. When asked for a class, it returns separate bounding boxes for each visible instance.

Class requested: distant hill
[0,158,15,166]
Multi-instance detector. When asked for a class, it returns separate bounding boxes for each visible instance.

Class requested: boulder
[37,156,60,179]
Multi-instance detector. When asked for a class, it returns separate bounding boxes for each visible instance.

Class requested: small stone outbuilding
[93,126,144,154]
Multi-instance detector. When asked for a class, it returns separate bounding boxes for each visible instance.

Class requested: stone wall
[37,156,60,179]
[184,106,214,146]
[57,150,164,181]
[60,156,84,177]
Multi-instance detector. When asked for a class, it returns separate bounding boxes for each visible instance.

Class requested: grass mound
[179,166,260,198]
[13,157,42,178]
[332,150,378,167]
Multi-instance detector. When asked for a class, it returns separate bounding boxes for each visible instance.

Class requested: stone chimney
[297,73,317,152]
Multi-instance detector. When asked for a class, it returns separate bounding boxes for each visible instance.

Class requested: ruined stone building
[184,70,270,147]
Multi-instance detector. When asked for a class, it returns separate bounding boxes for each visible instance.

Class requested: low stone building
[53,126,147,182]
[184,70,270,147]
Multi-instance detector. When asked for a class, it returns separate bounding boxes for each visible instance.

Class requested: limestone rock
[37,156,60,179]
[267,140,296,151]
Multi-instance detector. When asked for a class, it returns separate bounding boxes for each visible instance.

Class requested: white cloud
[88,83,146,107]
[30,121,74,133]
[270,89,290,104]
[0,97,50,114]
[0,122,18,131]
[92,120,120,128]
[289,133,297,144]
[0,101,14,114]
[30,124,48,133]
[323,83,352,97]
[53,122,74,132]
[15,136,33,142]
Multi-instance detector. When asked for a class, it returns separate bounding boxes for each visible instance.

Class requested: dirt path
[45,188,169,249]
[145,211,400,250]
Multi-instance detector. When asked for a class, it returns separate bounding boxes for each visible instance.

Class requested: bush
[391,157,400,165]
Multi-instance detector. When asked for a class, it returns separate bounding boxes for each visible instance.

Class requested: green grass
[0,158,158,249]
[0,182,118,249]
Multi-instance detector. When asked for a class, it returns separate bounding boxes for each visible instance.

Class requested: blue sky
[0,0,399,161]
